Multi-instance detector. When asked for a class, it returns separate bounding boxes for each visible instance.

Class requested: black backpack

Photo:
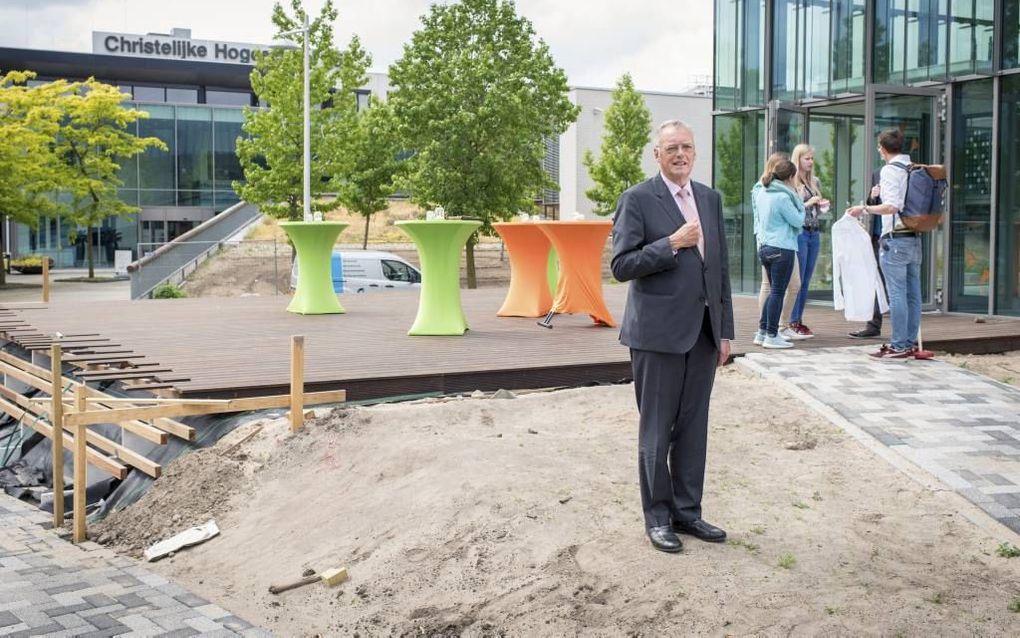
[889,161,947,232]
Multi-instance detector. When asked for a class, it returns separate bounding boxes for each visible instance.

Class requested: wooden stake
[290,335,304,433]
[42,257,49,303]
[49,345,63,527]
[73,384,87,543]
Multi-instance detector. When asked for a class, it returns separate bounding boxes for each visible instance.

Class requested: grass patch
[1009,595,1020,613]
[996,542,1020,558]
[792,500,810,510]
[750,525,766,535]
[811,491,823,501]
[777,553,796,569]
[927,592,945,605]
[727,539,759,553]
[824,606,839,615]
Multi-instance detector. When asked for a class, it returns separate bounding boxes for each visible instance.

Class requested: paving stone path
[0,496,268,637]
[738,346,1020,534]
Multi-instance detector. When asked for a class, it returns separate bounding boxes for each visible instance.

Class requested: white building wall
[559,87,713,219]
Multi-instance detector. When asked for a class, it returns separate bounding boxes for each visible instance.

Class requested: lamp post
[274,13,312,222]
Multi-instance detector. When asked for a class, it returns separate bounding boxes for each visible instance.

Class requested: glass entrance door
[867,86,945,309]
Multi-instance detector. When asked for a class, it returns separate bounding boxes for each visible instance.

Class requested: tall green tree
[335,96,403,249]
[582,73,650,216]
[236,0,370,221]
[0,72,65,285]
[54,78,165,279]
[388,0,579,287]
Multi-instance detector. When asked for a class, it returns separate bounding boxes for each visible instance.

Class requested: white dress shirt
[879,153,911,236]
[832,214,889,321]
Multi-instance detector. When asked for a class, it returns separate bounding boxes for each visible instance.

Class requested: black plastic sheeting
[0,382,285,520]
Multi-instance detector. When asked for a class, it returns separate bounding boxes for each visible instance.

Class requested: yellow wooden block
[320,567,349,587]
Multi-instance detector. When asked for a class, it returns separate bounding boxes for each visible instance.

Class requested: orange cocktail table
[492,222,555,317]
[533,220,615,327]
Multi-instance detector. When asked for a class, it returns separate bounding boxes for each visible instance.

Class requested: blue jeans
[790,229,821,324]
[879,235,922,351]
[757,245,795,337]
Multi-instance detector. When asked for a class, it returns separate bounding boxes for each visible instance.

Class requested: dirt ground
[939,350,1020,388]
[91,360,1020,636]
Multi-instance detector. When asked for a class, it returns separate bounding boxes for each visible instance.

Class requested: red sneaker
[912,346,935,360]
[791,322,814,338]
[869,344,912,361]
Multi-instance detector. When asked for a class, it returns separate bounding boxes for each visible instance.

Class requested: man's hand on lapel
[669,219,701,251]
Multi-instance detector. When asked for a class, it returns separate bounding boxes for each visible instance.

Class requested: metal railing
[130,239,292,297]
[127,201,262,299]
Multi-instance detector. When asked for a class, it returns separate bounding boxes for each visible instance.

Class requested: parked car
[290,250,421,294]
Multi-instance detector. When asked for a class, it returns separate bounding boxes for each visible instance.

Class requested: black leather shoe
[672,519,726,543]
[647,525,683,553]
[848,328,881,339]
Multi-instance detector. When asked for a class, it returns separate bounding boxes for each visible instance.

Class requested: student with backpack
[846,129,945,360]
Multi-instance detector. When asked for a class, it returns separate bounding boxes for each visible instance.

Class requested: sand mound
[94,368,1020,635]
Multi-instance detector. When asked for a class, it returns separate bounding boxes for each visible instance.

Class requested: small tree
[389,0,579,287]
[0,72,65,285]
[54,78,165,279]
[236,0,370,221]
[335,96,403,248]
[582,73,650,216]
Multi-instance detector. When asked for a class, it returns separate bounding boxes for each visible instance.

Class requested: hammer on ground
[268,567,348,595]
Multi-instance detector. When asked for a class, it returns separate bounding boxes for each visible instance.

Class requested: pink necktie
[677,188,704,258]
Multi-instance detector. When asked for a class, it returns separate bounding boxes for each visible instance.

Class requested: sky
[0,0,714,94]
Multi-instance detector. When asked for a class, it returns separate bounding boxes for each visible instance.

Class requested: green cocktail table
[279,220,348,315]
[396,219,482,335]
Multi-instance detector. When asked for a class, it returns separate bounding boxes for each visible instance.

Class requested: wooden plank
[41,256,49,303]
[0,390,159,477]
[50,345,63,528]
[122,383,175,391]
[151,417,196,441]
[291,336,304,432]
[74,369,173,381]
[64,355,146,363]
[66,389,347,427]
[72,385,87,543]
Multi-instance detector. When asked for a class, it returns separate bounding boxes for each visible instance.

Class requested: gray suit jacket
[610,174,735,354]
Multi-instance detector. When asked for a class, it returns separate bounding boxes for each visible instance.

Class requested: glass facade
[998,76,1020,316]
[714,0,766,110]
[949,79,993,312]
[714,0,1020,317]
[874,0,994,84]
[773,0,867,101]
[714,111,767,293]
[15,102,247,267]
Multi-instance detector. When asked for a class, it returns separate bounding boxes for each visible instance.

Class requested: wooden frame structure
[0,335,344,543]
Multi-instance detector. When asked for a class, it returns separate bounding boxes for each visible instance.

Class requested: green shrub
[11,255,55,274]
[152,283,187,299]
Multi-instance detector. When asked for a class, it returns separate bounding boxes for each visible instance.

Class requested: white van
[290,250,421,294]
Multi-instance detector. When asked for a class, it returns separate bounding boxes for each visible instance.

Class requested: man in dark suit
[611,120,734,553]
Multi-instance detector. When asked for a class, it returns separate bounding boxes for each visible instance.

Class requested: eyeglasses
[659,144,695,156]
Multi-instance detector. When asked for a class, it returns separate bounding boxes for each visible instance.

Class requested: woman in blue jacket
[753,158,805,349]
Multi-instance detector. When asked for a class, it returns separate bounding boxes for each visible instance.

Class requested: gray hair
[655,119,694,146]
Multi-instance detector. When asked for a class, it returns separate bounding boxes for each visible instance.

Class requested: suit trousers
[630,307,718,530]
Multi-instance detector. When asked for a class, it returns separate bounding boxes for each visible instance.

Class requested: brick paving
[738,346,1020,534]
[0,495,268,637]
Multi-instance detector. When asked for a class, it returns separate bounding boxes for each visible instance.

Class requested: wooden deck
[3,287,1020,400]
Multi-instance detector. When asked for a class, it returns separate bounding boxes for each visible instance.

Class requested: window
[949,80,993,312]
[206,90,252,106]
[382,260,419,283]
[166,87,199,104]
[714,0,766,110]
[134,86,165,102]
